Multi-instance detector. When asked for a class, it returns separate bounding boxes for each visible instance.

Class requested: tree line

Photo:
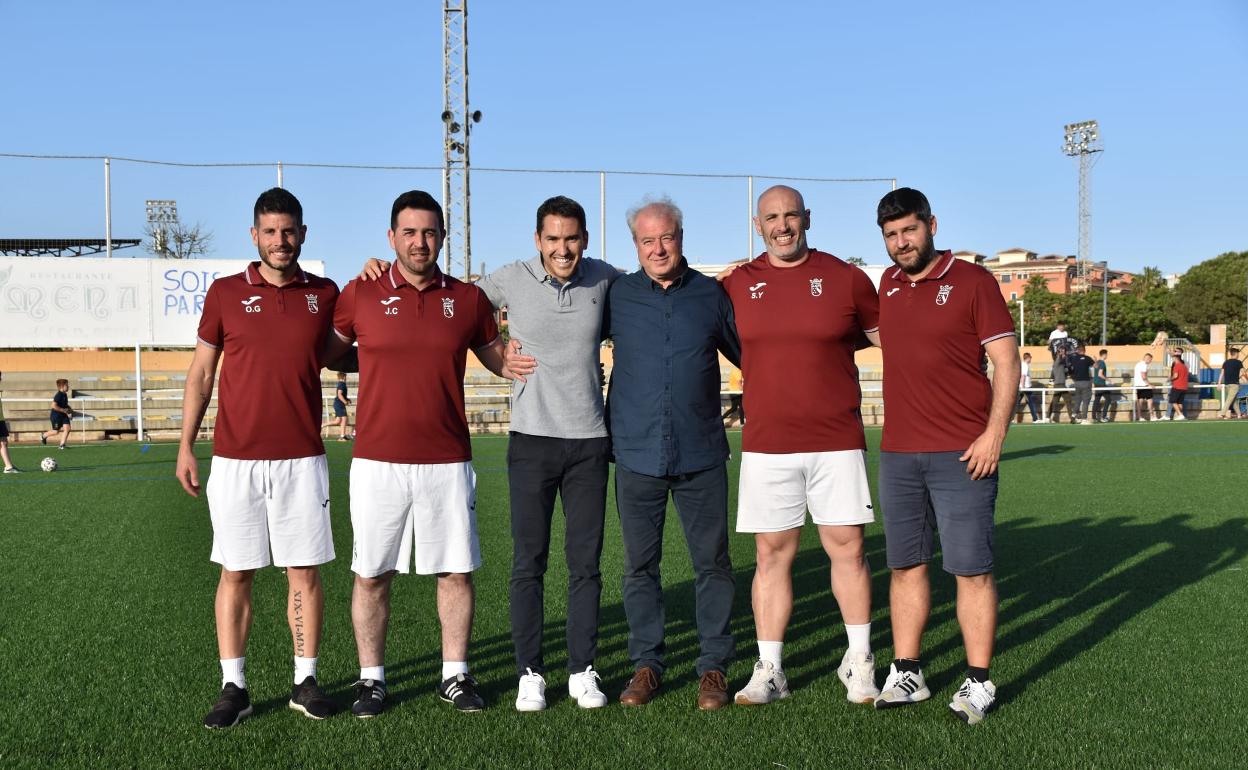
[1008,250,1248,345]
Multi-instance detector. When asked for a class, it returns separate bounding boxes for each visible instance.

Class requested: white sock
[845,622,871,655]
[360,665,385,683]
[294,655,318,684]
[442,661,468,680]
[757,641,783,669]
[221,657,246,689]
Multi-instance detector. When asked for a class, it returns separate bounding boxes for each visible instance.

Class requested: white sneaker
[873,663,931,709]
[948,677,996,725]
[1174,413,1186,421]
[734,659,789,705]
[515,668,546,712]
[567,665,607,709]
[836,650,879,704]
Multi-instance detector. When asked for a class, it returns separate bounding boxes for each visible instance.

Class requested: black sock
[967,666,990,683]
[895,658,922,674]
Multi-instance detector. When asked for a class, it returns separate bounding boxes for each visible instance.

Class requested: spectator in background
[0,371,19,473]
[1046,350,1071,423]
[1133,353,1155,421]
[1066,344,1095,424]
[722,366,745,426]
[1046,322,1068,358]
[1218,348,1245,419]
[41,378,73,449]
[1091,349,1113,423]
[1166,349,1189,421]
[1017,352,1040,423]
[322,372,352,441]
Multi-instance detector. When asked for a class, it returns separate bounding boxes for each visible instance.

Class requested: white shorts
[349,458,481,577]
[736,449,875,532]
[207,455,334,571]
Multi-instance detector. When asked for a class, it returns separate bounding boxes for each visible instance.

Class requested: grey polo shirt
[476,255,620,439]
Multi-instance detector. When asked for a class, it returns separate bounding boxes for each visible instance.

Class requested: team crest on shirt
[936,284,954,305]
[305,294,319,314]
[810,278,823,297]
[442,297,455,318]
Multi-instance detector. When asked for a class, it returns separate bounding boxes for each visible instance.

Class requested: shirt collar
[245,261,309,287]
[887,250,955,283]
[645,259,691,291]
[529,253,584,285]
[387,262,446,291]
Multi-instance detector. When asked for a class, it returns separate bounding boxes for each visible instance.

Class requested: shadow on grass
[298,508,1245,711]
[1000,444,1075,461]
[879,513,1248,700]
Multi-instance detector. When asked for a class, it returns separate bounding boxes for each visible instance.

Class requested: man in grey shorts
[873,188,1020,725]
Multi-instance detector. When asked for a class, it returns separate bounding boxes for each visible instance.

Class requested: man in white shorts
[326,190,516,716]
[720,185,881,705]
[176,188,341,728]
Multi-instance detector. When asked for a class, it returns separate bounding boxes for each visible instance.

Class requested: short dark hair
[1232,347,1240,355]
[56,378,69,387]
[876,187,932,227]
[535,196,587,234]
[1099,349,1108,356]
[254,187,303,226]
[390,190,444,233]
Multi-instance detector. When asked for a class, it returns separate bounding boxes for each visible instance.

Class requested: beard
[257,243,300,273]
[891,234,937,276]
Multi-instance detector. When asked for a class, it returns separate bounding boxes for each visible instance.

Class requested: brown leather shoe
[697,670,730,711]
[619,666,661,706]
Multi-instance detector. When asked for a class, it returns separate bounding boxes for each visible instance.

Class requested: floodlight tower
[1061,120,1103,290]
[145,199,179,259]
[442,1,482,280]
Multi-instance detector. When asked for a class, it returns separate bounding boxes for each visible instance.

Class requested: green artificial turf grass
[0,422,1243,768]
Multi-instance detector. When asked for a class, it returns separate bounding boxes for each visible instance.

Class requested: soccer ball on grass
[40,457,58,473]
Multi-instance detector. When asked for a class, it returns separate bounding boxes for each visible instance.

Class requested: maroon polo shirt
[333,264,498,464]
[723,249,879,453]
[878,251,1016,452]
[197,262,339,460]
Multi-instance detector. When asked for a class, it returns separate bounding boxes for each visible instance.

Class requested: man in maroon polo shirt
[176,188,340,728]
[721,185,882,706]
[872,188,1019,725]
[324,190,515,717]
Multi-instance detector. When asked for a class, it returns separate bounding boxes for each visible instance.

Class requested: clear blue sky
[3,0,1245,287]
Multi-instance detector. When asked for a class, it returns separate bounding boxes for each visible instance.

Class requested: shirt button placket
[661,291,674,473]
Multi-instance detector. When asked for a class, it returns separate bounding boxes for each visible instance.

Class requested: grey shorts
[879,451,997,576]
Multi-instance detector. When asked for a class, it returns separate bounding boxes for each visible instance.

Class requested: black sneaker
[351,678,388,718]
[40,435,47,445]
[437,673,485,712]
[203,683,252,729]
[289,676,337,720]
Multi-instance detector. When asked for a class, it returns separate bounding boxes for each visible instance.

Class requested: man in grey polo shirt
[476,196,620,712]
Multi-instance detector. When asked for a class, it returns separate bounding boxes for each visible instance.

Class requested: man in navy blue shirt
[605,197,741,711]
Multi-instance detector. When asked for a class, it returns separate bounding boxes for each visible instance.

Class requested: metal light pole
[442,0,481,280]
[1062,120,1103,289]
[1101,260,1108,346]
[146,200,179,258]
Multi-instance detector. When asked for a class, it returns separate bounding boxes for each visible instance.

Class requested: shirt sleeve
[851,266,880,334]
[474,268,506,310]
[469,287,500,350]
[332,280,358,342]
[196,283,224,348]
[716,287,742,368]
[973,271,1016,344]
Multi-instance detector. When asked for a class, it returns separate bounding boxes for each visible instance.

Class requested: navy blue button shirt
[605,265,741,477]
